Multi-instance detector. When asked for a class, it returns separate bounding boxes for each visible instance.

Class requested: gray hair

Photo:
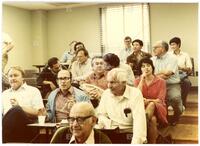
[154,40,169,51]
[107,68,127,83]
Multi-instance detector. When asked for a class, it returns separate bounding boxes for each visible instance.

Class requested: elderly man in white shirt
[169,37,192,108]
[71,48,92,82]
[97,68,147,144]
[2,66,44,143]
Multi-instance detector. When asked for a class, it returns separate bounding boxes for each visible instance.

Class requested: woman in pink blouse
[134,57,168,143]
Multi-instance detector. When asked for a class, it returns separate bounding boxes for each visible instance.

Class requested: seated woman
[134,57,168,144]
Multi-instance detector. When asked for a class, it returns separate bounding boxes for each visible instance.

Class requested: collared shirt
[84,72,108,90]
[169,51,192,69]
[97,85,147,144]
[71,58,92,80]
[119,47,133,63]
[69,129,94,144]
[119,63,135,86]
[55,87,76,123]
[151,52,180,84]
[2,83,44,115]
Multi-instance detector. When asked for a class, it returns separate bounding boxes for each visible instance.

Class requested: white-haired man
[97,68,147,144]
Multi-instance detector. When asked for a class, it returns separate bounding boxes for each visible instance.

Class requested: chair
[188,57,195,76]
[50,126,71,143]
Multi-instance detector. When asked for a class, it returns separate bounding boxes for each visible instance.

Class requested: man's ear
[92,116,97,125]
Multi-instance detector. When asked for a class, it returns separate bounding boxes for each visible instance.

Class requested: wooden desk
[32,65,45,73]
[27,123,57,143]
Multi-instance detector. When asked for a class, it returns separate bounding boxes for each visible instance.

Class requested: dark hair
[57,69,73,81]
[91,56,103,66]
[74,42,85,51]
[132,39,143,46]
[103,53,120,68]
[138,57,155,75]
[124,36,132,41]
[48,57,59,68]
[169,37,181,47]
[76,48,89,57]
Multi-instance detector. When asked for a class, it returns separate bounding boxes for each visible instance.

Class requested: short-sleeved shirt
[2,83,44,115]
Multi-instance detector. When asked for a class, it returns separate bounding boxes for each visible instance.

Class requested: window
[100,4,150,55]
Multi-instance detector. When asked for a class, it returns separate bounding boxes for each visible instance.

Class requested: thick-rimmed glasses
[67,115,92,125]
[57,77,70,81]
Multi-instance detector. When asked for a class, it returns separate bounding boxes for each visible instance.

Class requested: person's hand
[10,97,18,106]
[88,89,101,100]
[49,82,56,90]
[141,72,147,80]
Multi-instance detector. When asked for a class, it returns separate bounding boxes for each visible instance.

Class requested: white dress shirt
[169,51,192,69]
[2,83,44,115]
[97,85,147,144]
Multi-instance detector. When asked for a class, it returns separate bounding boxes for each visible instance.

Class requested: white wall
[150,3,198,72]
[2,3,198,76]
[2,5,33,72]
[47,5,101,59]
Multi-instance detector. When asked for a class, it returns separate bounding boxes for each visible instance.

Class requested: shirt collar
[58,86,74,96]
[10,82,27,92]
[157,52,168,59]
[69,129,94,144]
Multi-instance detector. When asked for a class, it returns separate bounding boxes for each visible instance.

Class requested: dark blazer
[50,127,112,144]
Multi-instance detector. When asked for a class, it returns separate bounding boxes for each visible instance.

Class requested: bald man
[51,102,112,144]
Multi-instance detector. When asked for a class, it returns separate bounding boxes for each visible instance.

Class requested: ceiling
[3,2,99,10]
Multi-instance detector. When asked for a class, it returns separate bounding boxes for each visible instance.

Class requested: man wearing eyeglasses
[51,102,111,143]
[45,70,90,123]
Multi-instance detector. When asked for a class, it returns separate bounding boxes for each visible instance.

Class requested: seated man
[126,39,152,77]
[37,57,61,98]
[97,68,147,144]
[2,66,44,143]
[80,56,108,108]
[71,48,92,82]
[169,37,192,108]
[46,69,90,123]
[103,53,135,86]
[119,36,133,63]
[51,102,112,144]
[152,40,183,125]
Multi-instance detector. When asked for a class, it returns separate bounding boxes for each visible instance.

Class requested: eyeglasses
[67,115,92,125]
[57,77,70,81]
